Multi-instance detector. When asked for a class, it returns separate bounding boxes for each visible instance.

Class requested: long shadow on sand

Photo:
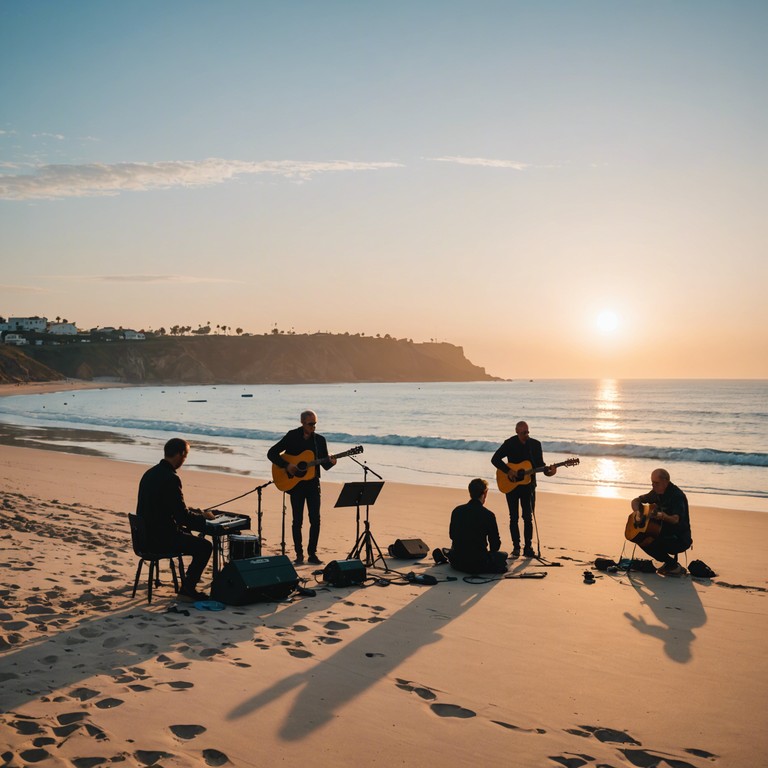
[622,573,706,663]
[227,573,500,741]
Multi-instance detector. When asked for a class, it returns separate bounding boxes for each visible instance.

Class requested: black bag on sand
[595,558,618,571]
[433,548,449,565]
[688,559,717,578]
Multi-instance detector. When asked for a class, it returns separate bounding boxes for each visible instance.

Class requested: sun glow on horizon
[595,310,620,335]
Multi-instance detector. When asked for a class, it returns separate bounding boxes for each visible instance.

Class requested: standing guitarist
[630,468,691,576]
[267,410,336,565]
[491,421,557,557]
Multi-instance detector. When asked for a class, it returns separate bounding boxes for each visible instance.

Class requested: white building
[122,330,146,340]
[8,316,48,332]
[48,322,78,335]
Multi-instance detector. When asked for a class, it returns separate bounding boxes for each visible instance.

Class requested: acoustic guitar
[624,503,662,546]
[495,457,579,494]
[272,445,364,492]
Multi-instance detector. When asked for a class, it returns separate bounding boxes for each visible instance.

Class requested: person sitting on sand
[630,468,692,576]
[136,438,216,601]
[447,478,508,574]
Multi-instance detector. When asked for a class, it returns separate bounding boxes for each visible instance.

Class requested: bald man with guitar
[491,421,560,558]
[268,410,362,566]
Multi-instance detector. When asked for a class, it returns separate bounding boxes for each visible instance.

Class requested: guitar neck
[525,460,570,477]
[305,449,355,469]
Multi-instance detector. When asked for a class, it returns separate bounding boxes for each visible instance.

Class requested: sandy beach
[1,386,767,767]
[1,448,766,767]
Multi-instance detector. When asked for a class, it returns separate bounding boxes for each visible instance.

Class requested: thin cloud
[0,283,49,294]
[430,156,531,170]
[0,158,403,201]
[50,274,239,285]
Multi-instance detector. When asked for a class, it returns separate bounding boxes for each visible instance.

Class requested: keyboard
[205,513,251,533]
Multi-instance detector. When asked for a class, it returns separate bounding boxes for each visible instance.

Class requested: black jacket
[136,459,205,550]
[449,498,502,572]
[491,435,547,487]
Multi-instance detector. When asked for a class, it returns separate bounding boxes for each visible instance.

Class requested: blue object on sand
[193,600,226,611]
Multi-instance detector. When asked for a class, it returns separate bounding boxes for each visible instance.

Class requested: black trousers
[638,535,690,566]
[289,480,321,557]
[505,484,535,547]
[171,532,212,590]
[448,549,508,575]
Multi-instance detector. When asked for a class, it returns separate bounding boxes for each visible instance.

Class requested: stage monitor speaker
[322,559,366,587]
[211,555,299,606]
[388,538,429,559]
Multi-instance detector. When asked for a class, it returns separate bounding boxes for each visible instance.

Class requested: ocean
[0,380,765,512]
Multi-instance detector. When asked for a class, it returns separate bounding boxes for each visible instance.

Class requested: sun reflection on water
[592,458,624,498]
[592,380,625,497]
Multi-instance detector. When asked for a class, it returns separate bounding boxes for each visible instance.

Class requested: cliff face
[0,346,62,384]
[15,335,496,384]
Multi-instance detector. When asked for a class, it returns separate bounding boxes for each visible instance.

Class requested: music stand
[335,481,388,570]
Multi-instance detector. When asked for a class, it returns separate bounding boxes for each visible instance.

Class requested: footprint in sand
[492,720,546,734]
[72,757,110,767]
[52,723,81,738]
[159,681,194,690]
[170,724,207,740]
[135,750,175,765]
[2,620,29,630]
[19,748,51,763]
[365,652,385,658]
[567,725,640,744]
[69,687,100,701]
[395,679,437,701]
[430,703,476,719]
[203,748,231,766]
[287,648,313,658]
[10,719,45,736]
[548,753,594,767]
[685,748,718,759]
[78,626,104,639]
[323,621,350,631]
[95,698,124,709]
[102,636,122,648]
[57,712,90,726]
[316,636,343,644]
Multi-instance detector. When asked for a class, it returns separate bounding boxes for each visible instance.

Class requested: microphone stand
[349,455,383,542]
[254,479,273,549]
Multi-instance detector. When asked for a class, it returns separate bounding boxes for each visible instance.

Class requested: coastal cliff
[0,346,62,384]
[8,334,496,384]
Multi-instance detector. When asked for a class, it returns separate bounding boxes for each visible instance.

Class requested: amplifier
[322,559,367,587]
[388,538,429,559]
[211,555,298,605]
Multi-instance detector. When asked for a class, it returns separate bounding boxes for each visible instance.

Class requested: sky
[1,1,766,379]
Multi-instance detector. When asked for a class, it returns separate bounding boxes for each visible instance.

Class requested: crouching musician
[628,468,692,576]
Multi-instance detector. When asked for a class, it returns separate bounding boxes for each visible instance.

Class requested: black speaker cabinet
[322,559,366,587]
[211,555,299,605]
[388,538,429,559]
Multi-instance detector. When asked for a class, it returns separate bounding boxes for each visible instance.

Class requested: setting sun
[596,310,620,335]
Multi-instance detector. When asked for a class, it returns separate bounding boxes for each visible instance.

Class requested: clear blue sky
[2,1,766,378]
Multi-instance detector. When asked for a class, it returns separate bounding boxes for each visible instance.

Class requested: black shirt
[136,459,205,550]
[636,482,692,547]
[267,427,333,476]
[491,435,547,487]
[449,498,502,572]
